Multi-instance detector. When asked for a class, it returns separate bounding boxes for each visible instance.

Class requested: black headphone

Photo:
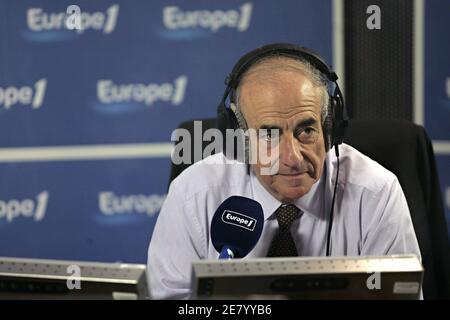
[216,43,349,256]
[217,43,348,158]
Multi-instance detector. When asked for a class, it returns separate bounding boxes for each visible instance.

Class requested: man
[147,44,421,299]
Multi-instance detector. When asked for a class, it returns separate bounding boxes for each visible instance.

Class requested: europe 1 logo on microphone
[221,210,256,231]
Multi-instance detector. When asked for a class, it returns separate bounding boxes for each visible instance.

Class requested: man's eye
[296,127,319,144]
[304,128,314,135]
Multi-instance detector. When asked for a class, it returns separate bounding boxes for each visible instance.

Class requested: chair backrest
[169,118,219,184]
[344,120,450,299]
[168,118,450,299]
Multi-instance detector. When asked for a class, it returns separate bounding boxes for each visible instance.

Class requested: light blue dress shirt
[147,144,421,299]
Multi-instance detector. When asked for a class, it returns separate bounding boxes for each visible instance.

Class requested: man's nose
[278,134,303,168]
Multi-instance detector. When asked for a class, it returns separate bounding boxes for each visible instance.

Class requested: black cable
[326,145,340,256]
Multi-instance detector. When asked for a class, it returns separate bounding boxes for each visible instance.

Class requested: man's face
[240,64,327,203]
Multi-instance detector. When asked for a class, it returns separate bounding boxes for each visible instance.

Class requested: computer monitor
[191,255,423,299]
[0,257,149,299]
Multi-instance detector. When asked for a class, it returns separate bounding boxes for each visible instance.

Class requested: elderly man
[147,44,421,299]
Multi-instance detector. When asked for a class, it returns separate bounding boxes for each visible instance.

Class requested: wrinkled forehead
[240,60,322,103]
[237,56,326,123]
[240,75,323,120]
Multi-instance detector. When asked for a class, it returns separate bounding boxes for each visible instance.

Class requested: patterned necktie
[267,204,301,257]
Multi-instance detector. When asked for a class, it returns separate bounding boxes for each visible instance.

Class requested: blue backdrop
[0,0,333,263]
[425,0,450,236]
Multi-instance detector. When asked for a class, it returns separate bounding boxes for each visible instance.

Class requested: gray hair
[233,54,330,127]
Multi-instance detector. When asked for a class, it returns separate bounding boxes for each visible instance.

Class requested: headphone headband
[225,43,338,90]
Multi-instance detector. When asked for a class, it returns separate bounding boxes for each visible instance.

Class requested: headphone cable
[326,144,340,256]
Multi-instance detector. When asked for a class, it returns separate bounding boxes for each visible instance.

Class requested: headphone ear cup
[331,97,347,147]
[217,101,238,133]
[217,102,245,160]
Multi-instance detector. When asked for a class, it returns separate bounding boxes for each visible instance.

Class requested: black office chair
[169,118,450,299]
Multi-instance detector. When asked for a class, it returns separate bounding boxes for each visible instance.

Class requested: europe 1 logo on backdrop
[0,191,49,223]
[22,4,119,41]
[0,79,47,111]
[94,75,188,114]
[160,2,253,39]
[94,191,166,226]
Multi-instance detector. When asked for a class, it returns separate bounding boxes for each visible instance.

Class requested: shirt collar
[250,162,327,221]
